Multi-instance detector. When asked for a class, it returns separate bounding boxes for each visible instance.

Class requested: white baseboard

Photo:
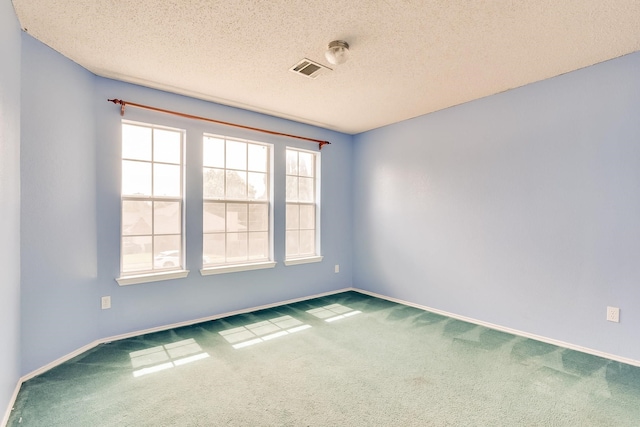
[2,381,22,427]
[20,287,354,383]
[352,288,640,368]
[97,287,354,345]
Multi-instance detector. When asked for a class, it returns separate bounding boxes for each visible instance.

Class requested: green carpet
[8,291,640,426]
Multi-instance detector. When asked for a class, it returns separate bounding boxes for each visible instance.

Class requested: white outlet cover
[606,306,620,322]
[101,296,111,310]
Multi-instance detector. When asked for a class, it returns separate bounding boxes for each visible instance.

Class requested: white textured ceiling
[12,0,640,134]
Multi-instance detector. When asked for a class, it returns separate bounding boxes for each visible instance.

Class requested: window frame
[284,147,323,266]
[116,120,188,286]
[201,134,276,275]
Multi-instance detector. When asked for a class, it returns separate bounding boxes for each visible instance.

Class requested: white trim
[120,120,187,285]
[284,256,323,266]
[18,287,353,383]
[351,288,640,368]
[202,136,274,270]
[200,261,276,276]
[20,340,102,383]
[116,270,189,286]
[1,381,22,427]
[285,146,322,260]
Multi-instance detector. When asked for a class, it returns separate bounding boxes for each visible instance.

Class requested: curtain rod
[107,99,331,150]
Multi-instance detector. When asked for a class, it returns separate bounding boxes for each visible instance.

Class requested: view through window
[285,148,319,259]
[203,135,272,267]
[120,121,185,276]
[119,121,322,281]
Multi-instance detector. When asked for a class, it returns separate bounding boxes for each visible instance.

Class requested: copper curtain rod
[108,99,331,150]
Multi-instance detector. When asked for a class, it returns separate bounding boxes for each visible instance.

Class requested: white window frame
[284,147,322,266]
[117,120,188,286]
[201,134,276,275]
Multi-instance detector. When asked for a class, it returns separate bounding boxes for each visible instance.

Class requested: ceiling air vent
[289,58,331,79]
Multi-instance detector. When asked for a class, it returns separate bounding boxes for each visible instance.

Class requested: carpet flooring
[8,291,640,426]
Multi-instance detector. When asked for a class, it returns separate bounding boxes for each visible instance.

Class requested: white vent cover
[289,58,331,79]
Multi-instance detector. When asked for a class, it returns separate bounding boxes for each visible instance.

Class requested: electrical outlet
[335,264,340,273]
[101,296,111,310]
[606,306,620,323]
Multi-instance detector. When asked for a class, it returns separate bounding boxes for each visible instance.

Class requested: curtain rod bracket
[319,141,331,150]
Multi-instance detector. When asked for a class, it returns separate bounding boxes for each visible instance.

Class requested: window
[202,135,274,273]
[119,121,186,283]
[285,148,321,264]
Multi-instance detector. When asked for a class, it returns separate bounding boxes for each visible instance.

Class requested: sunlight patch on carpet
[307,303,361,322]
[130,338,210,377]
[219,315,311,349]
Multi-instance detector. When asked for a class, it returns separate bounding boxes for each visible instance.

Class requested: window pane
[154,164,181,197]
[226,140,246,170]
[122,160,151,196]
[299,177,314,202]
[286,204,299,230]
[226,170,247,199]
[122,200,152,235]
[285,148,318,260]
[227,203,248,232]
[299,205,315,230]
[248,172,267,200]
[203,136,225,168]
[248,204,268,231]
[121,121,185,277]
[122,124,151,161]
[202,135,272,267]
[154,201,181,234]
[227,232,247,262]
[154,235,181,269]
[299,230,315,255]
[286,150,298,174]
[286,176,298,202]
[122,236,152,272]
[204,202,225,233]
[248,144,267,172]
[298,152,314,177]
[203,233,225,265]
[286,230,299,258]
[248,232,268,260]
[204,168,224,199]
[154,129,181,164]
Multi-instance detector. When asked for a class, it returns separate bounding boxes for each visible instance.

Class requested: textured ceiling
[11,0,640,134]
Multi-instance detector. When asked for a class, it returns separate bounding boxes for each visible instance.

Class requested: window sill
[200,261,277,276]
[284,256,324,266]
[116,270,190,286]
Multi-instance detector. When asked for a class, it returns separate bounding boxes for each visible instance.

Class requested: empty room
[2,0,640,425]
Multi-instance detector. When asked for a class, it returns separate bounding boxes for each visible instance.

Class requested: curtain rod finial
[319,141,331,150]
[108,99,126,116]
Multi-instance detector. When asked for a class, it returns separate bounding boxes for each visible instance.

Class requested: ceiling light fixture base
[325,40,350,65]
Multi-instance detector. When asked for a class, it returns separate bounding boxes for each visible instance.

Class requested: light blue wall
[353,52,640,361]
[20,35,99,374]
[19,35,353,374]
[0,0,22,419]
